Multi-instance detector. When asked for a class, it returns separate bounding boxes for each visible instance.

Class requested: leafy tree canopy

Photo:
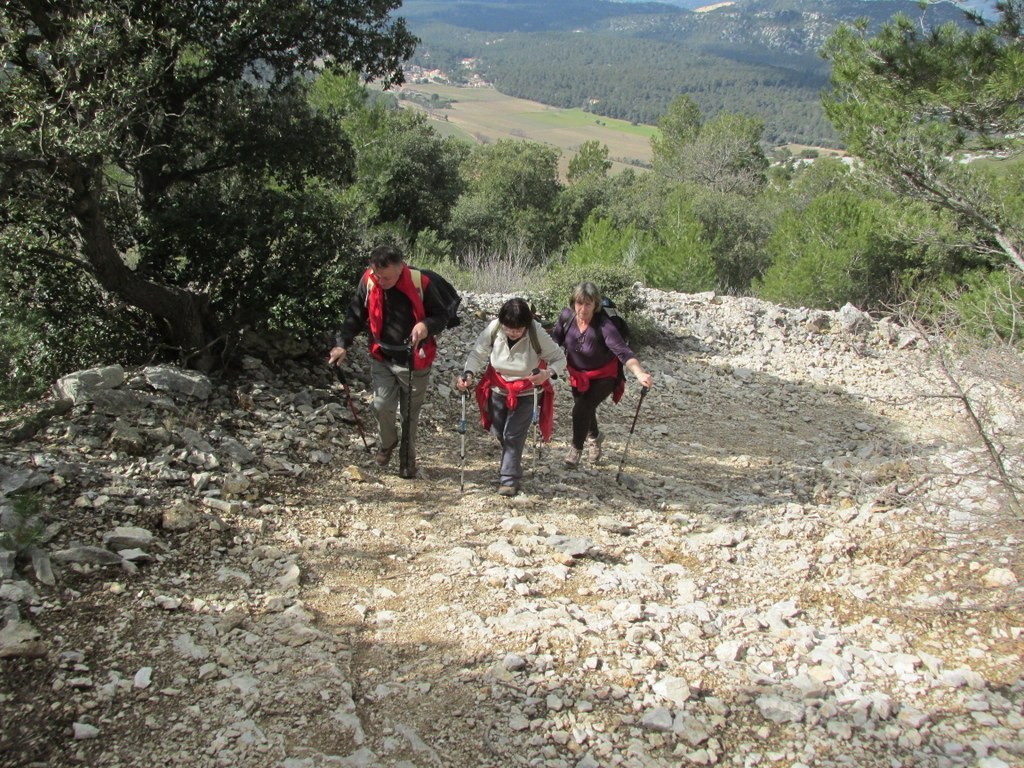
[568,141,612,183]
[652,96,769,197]
[1,1,416,371]
[450,140,563,255]
[821,0,1024,274]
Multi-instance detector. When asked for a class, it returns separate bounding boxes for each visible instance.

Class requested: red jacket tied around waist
[567,356,624,403]
[474,367,554,442]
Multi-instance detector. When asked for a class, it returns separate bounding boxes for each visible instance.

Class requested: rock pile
[0,288,1021,768]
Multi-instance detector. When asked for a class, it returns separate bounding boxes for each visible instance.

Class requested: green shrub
[915,268,1024,347]
[0,265,155,407]
[641,214,717,293]
[566,215,646,270]
[406,229,477,291]
[755,190,900,309]
[0,303,50,406]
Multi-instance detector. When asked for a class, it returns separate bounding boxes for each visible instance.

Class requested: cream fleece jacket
[463,319,567,382]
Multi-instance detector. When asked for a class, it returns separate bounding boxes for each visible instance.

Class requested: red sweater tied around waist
[474,367,554,442]
[567,356,624,403]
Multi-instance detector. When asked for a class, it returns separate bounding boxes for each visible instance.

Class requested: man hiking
[328,245,452,479]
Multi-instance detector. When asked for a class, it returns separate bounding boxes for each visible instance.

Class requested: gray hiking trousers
[488,388,541,488]
[370,358,431,464]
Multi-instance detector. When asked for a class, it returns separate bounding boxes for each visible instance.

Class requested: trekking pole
[530,368,541,479]
[459,382,468,494]
[400,342,415,479]
[332,365,371,453]
[616,386,649,484]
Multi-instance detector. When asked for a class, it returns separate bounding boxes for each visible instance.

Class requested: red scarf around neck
[364,266,436,369]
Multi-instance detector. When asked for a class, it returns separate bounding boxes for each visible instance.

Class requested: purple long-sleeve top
[551,308,635,371]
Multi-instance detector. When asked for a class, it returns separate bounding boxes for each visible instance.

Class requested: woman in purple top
[551,282,654,468]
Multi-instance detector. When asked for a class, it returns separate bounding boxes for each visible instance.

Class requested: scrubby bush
[565,215,646,271]
[0,263,154,406]
[641,208,718,293]
[756,189,909,309]
[913,268,1024,348]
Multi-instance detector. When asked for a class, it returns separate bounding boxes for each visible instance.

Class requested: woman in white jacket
[457,298,566,496]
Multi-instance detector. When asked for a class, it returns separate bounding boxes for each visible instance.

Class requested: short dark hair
[497,298,533,329]
[369,244,404,269]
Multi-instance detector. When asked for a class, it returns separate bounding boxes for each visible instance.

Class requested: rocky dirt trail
[1,289,1021,768]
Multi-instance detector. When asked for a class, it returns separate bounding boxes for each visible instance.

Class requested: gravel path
[1,289,1021,768]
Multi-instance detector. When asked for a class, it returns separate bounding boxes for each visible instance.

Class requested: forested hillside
[2,0,1019,407]
[403,0,979,146]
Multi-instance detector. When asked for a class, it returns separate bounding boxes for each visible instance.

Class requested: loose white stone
[641,707,674,732]
[133,667,153,689]
[652,676,692,707]
[714,641,745,663]
[756,695,804,724]
[73,722,100,739]
[982,568,1018,587]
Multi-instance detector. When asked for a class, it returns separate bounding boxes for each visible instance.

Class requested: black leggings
[570,377,619,450]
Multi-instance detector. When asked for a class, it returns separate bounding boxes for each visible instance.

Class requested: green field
[393,83,658,174]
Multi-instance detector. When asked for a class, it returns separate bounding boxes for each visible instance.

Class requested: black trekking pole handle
[332,365,371,453]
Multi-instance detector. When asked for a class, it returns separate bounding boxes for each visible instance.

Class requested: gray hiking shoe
[564,445,581,468]
[588,433,604,463]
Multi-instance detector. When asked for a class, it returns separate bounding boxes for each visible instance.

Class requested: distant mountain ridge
[400,0,976,35]
[400,0,983,146]
[611,0,997,15]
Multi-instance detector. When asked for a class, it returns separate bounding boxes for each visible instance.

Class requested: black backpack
[599,296,629,345]
[410,267,462,330]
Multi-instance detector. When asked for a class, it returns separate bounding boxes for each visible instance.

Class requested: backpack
[599,296,629,345]
[365,266,462,330]
[414,267,462,330]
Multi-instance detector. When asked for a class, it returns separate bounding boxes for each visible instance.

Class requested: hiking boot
[564,446,581,468]
[497,484,518,497]
[399,460,417,479]
[375,446,393,466]
[588,433,604,463]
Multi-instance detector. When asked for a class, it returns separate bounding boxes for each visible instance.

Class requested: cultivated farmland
[392,83,657,174]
